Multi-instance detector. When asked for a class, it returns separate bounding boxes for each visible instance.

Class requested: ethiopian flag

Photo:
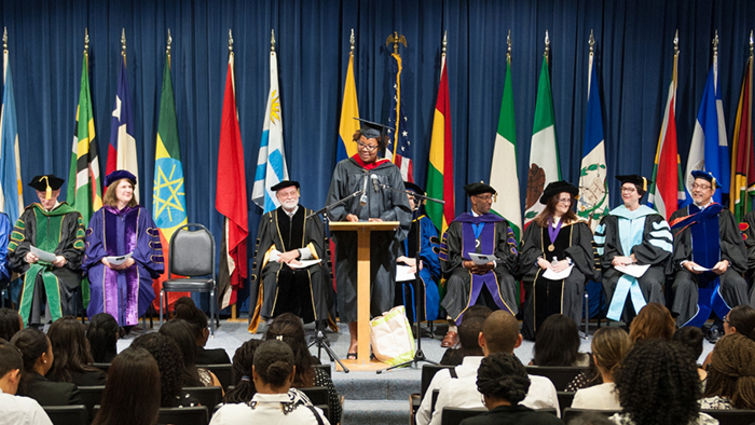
[427,55,454,234]
[152,53,188,309]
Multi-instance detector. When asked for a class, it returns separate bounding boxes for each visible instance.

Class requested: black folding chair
[157,406,208,425]
[42,405,88,425]
[701,409,755,425]
[440,407,486,425]
[182,386,223,417]
[199,363,232,391]
[78,385,105,421]
[561,408,619,423]
[525,365,589,390]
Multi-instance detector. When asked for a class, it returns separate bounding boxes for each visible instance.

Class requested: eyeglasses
[691,183,712,190]
[357,142,379,151]
[621,187,637,193]
[473,194,495,201]
[557,197,571,203]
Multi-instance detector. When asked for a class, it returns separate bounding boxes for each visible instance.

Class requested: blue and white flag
[0,49,22,223]
[108,56,139,201]
[252,43,288,213]
[577,51,608,231]
[685,63,729,203]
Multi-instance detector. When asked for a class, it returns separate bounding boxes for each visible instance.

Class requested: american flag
[385,52,414,182]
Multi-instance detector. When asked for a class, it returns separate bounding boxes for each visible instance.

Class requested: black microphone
[371,174,380,192]
[359,175,369,206]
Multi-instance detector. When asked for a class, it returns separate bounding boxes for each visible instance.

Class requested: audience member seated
[416,310,559,425]
[173,296,231,364]
[439,306,490,366]
[702,305,755,369]
[699,333,755,410]
[264,312,341,424]
[86,313,120,363]
[438,182,519,348]
[160,319,221,387]
[520,181,595,340]
[669,170,748,337]
[131,332,197,407]
[47,316,106,386]
[91,347,161,425]
[0,308,22,341]
[10,328,82,406]
[673,327,706,381]
[458,352,564,425]
[628,303,675,343]
[223,339,261,403]
[593,175,671,325]
[0,342,52,425]
[210,340,330,425]
[249,180,334,334]
[530,314,590,367]
[572,327,631,410]
[610,340,717,425]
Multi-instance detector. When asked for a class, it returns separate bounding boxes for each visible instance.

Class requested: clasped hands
[682,259,729,276]
[397,256,423,274]
[25,252,67,268]
[537,257,570,272]
[276,249,302,265]
[345,214,382,223]
[463,260,494,275]
[101,257,136,270]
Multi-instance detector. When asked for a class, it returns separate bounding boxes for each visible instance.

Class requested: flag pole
[227,27,239,321]
[544,30,550,65]
[166,28,172,68]
[121,28,126,66]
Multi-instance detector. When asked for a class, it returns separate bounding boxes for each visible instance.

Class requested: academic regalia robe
[519,219,595,339]
[594,205,672,322]
[740,211,755,306]
[83,206,164,326]
[669,204,749,327]
[8,203,85,326]
[326,156,411,322]
[396,213,441,322]
[439,213,519,324]
[248,205,333,332]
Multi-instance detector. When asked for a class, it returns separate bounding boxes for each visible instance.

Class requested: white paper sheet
[615,263,650,278]
[542,264,574,280]
[30,245,57,263]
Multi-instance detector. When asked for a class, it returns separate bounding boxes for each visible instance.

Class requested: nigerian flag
[490,55,521,239]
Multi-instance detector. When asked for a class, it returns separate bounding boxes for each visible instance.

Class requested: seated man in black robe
[248,180,332,332]
[670,170,749,338]
[438,182,519,347]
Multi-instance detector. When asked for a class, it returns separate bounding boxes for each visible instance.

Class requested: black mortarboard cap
[404,181,424,195]
[464,181,496,196]
[105,170,137,187]
[354,117,394,140]
[540,180,578,204]
[270,180,300,192]
[28,175,64,200]
[616,174,647,192]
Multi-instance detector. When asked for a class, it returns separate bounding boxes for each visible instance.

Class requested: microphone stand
[378,188,444,373]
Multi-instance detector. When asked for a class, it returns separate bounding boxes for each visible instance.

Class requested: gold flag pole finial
[712,29,719,57]
[349,28,355,54]
[589,29,595,55]
[2,27,7,53]
[270,29,276,53]
[385,31,407,54]
[544,30,550,61]
[166,28,172,56]
[506,29,512,60]
[84,27,90,55]
[750,30,754,55]
[673,29,679,56]
[121,28,126,61]
[228,28,234,53]
[441,30,447,56]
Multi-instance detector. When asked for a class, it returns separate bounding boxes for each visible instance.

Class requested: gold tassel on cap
[40,176,52,200]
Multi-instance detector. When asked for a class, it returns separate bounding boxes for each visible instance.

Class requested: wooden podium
[329,221,399,371]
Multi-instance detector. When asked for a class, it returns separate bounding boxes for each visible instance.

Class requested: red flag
[216,55,249,309]
[730,55,754,221]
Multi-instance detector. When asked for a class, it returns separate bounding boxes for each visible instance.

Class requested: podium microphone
[359,175,369,206]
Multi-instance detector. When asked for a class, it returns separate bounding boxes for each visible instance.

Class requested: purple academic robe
[83,206,164,326]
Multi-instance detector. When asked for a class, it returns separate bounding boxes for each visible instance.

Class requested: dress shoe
[441,330,459,348]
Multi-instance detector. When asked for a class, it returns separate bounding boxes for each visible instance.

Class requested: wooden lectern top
[329,221,399,232]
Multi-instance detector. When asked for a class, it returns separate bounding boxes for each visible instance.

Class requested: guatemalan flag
[684,63,729,203]
[252,31,289,213]
[107,55,139,200]
[384,51,414,182]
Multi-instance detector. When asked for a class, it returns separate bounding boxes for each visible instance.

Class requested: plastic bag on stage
[369,305,416,366]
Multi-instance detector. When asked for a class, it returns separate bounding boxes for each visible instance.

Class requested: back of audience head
[476,352,530,408]
[253,339,295,392]
[173,296,210,346]
[86,313,120,363]
[48,316,97,382]
[673,326,704,362]
[159,318,202,386]
[591,327,631,380]
[225,339,262,403]
[131,332,184,407]
[533,314,581,366]
[615,340,700,425]
[458,314,486,357]
[629,302,675,342]
[703,333,755,409]
[10,328,52,394]
[480,310,520,355]
[91,347,160,425]
[0,342,23,395]
[264,313,314,387]
[0,308,22,342]
[725,305,755,340]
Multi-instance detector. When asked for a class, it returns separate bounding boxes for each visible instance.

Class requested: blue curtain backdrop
[1,0,753,311]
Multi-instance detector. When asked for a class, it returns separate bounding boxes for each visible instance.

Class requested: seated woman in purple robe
[83,170,164,326]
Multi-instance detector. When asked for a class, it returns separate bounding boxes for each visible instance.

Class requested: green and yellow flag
[152,49,188,309]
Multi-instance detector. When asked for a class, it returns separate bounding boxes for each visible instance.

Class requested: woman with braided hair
[572,327,631,410]
[611,340,717,425]
[458,352,563,425]
[700,333,755,409]
[223,339,261,403]
[131,332,197,407]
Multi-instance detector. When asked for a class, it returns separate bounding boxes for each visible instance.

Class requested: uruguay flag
[252,33,289,213]
[107,56,139,200]
[685,64,729,203]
